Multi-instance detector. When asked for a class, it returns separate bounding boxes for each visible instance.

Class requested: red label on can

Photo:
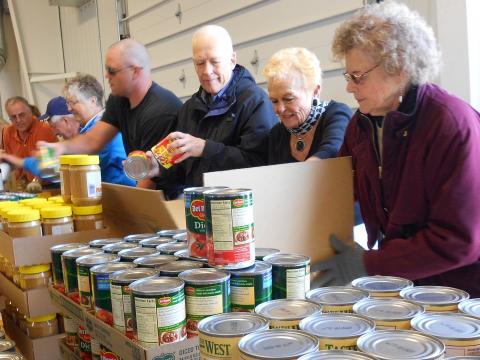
[190,199,205,220]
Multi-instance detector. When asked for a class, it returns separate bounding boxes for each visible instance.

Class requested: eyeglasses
[343,63,380,85]
[105,65,135,76]
[66,98,79,107]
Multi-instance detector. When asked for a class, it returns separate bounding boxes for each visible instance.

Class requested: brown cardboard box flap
[204,157,354,263]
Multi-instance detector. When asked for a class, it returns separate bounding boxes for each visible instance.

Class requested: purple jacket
[340,83,480,296]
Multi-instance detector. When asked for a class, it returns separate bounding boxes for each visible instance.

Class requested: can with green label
[178,268,230,338]
[229,260,272,312]
[50,243,87,293]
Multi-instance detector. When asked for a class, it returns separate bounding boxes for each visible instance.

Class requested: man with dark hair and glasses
[40,38,182,189]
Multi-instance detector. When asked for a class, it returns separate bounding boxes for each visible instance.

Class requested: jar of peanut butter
[0,202,25,233]
[60,155,86,204]
[73,205,103,232]
[7,209,42,238]
[69,155,102,206]
[18,264,51,290]
[41,206,74,235]
[26,313,59,338]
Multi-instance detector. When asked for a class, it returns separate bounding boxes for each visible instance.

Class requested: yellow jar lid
[0,205,28,218]
[69,155,99,166]
[41,206,72,219]
[26,313,57,323]
[0,201,17,208]
[31,202,62,210]
[19,198,47,207]
[72,204,103,215]
[7,209,40,222]
[19,264,50,274]
[48,195,64,202]
[60,154,87,165]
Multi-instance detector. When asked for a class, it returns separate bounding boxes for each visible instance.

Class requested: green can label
[133,290,186,348]
[91,272,113,325]
[231,272,272,312]
[52,252,63,285]
[78,324,91,356]
[272,265,311,300]
[62,256,78,295]
[111,283,134,338]
[77,264,93,309]
[184,281,230,338]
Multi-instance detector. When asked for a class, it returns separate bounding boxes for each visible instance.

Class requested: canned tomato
[459,298,480,319]
[124,233,159,244]
[61,247,103,303]
[184,186,228,259]
[204,188,255,269]
[198,313,269,359]
[157,229,187,238]
[230,261,272,312]
[411,312,480,357]
[255,247,280,261]
[306,286,369,313]
[110,268,160,338]
[0,339,16,352]
[133,254,178,268]
[299,313,375,351]
[238,329,319,359]
[50,243,88,293]
[123,150,150,181]
[139,237,175,248]
[255,299,321,329]
[298,350,377,359]
[76,253,120,309]
[357,329,445,359]
[157,260,204,277]
[78,324,92,359]
[99,344,121,360]
[118,247,159,262]
[91,337,100,360]
[264,253,310,300]
[174,249,208,263]
[130,277,186,348]
[400,285,469,312]
[90,262,136,325]
[63,314,78,349]
[89,238,123,249]
[156,242,188,255]
[351,275,413,298]
[353,298,424,330]
[102,242,137,254]
[178,268,230,338]
[151,136,182,169]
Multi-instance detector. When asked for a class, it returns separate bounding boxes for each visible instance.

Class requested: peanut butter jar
[26,313,59,338]
[73,205,103,232]
[18,264,51,290]
[69,155,102,206]
[41,206,74,235]
[60,155,86,204]
[7,209,42,238]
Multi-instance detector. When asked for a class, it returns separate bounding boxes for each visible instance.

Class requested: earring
[398,89,404,104]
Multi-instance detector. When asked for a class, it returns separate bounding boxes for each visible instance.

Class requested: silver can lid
[230,260,272,276]
[306,286,369,306]
[157,229,187,238]
[0,339,16,352]
[353,298,424,321]
[90,262,136,275]
[459,298,480,319]
[118,246,159,260]
[264,253,310,267]
[173,249,207,263]
[123,233,158,243]
[110,268,160,284]
[62,247,102,259]
[351,275,413,294]
[298,350,377,359]
[198,313,269,337]
[102,241,137,254]
[133,254,178,268]
[51,243,88,253]
[0,354,25,360]
[130,276,184,295]
[76,253,120,266]
[184,186,229,195]
[299,313,374,339]
[173,232,187,242]
[238,329,319,359]
[357,329,445,359]
[89,238,123,248]
[255,247,281,260]
[156,242,188,254]
[139,237,175,248]
[203,188,253,198]
[400,285,469,306]
[411,312,480,340]
[444,357,480,360]
[158,260,204,275]
[255,299,321,321]
[179,268,230,284]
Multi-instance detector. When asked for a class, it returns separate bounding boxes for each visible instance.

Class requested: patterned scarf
[287,98,330,136]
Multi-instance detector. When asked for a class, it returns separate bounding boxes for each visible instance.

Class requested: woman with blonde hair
[263,47,351,164]
[312,1,480,296]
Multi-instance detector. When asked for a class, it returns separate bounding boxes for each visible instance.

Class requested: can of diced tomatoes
[151,137,182,169]
[184,186,228,259]
[204,188,255,270]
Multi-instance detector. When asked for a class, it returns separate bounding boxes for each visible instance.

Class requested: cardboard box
[49,286,200,360]
[204,157,354,263]
[3,310,63,360]
[0,273,57,317]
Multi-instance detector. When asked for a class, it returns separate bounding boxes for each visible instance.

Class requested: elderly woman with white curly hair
[312,1,480,296]
[263,47,352,164]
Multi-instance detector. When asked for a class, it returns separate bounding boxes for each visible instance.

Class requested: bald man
[152,25,276,194]
[41,38,182,187]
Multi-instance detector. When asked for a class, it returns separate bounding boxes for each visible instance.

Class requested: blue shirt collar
[200,72,234,104]
[79,110,105,134]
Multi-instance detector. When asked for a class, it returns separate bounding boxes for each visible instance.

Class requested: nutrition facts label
[286,268,307,299]
[186,294,223,315]
[110,284,125,328]
[211,200,234,251]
